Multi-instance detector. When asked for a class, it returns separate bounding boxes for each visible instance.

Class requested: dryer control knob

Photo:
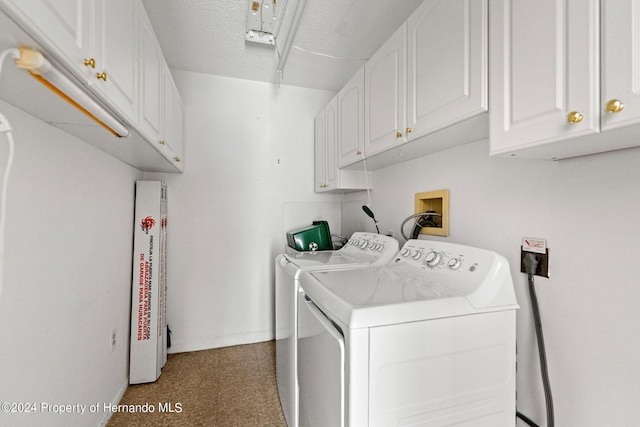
[376,244,384,252]
[448,257,462,270]
[401,248,411,257]
[412,250,422,260]
[425,251,442,268]
[359,240,368,249]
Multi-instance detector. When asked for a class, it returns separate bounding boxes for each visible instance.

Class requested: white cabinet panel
[161,65,184,169]
[315,95,372,193]
[364,23,407,156]
[601,0,640,131]
[338,67,365,167]
[138,3,163,143]
[407,0,487,139]
[491,0,640,159]
[92,0,138,121]
[0,0,93,82]
[315,96,337,192]
[490,0,599,155]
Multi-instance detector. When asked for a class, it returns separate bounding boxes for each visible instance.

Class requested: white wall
[342,139,640,427]
[0,101,140,426]
[145,70,342,352]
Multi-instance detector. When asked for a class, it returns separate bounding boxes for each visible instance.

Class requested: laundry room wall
[144,70,342,353]
[341,139,640,427]
[0,101,140,427]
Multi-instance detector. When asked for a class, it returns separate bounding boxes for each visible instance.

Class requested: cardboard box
[129,181,167,384]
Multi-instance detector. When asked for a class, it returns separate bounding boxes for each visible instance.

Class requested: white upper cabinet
[315,96,338,192]
[91,0,138,121]
[161,63,184,170]
[489,0,599,157]
[315,94,372,193]
[364,23,407,157]
[490,0,640,159]
[138,2,163,144]
[601,0,640,132]
[314,101,328,192]
[407,0,487,139]
[0,0,185,172]
[361,0,488,169]
[160,64,184,170]
[338,66,365,167]
[0,0,93,83]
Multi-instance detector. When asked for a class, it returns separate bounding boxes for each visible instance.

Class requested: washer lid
[301,263,518,329]
[284,250,365,270]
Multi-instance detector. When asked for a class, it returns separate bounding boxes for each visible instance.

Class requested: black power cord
[518,253,554,427]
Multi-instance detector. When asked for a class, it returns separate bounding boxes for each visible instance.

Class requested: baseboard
[97,379,128,426]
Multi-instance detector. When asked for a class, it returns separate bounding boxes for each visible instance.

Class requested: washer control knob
[448,257,462,270]
[412,250,422,260]
[375,244,383,252]
[425,251,442,268]
[401,248,411,257]
[359,240,368,249]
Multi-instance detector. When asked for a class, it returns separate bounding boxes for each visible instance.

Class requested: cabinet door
[138,3,163,143]
[364,23,407,156]
[314,109,326,192]
[0,0,93,82]
[338,67,365,167]
[324,97,338,191]
[92,0,138,121]
[161,64,184,169]
[601,0,640,131]
[407,0,487,140]
[172,79,185,169]
[161,65,175,153]
[489,0,599,155]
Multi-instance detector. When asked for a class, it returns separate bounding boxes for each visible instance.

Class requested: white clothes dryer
[275,232,399,427]
[297,239,520,427]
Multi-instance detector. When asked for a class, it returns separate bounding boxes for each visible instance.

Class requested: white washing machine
[297,239,520,427]
[275,232,399,427]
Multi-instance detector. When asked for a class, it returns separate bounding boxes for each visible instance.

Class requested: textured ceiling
[141,0,425,92]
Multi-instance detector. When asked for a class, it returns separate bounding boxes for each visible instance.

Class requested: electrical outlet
[110,327,117,352]
[520,247,550,278]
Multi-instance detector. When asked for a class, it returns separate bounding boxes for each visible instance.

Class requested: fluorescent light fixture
[246,0,288,46]
[13,47,129,138]
[276,0,308,74]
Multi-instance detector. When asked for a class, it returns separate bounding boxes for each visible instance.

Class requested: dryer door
[297,293,345,427]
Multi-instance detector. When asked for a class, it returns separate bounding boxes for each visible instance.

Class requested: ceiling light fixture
[276,0,308,75]
[245,0,288,46]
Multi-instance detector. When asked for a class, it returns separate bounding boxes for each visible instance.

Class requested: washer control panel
[396,240,488,274]
[341,232,399,265]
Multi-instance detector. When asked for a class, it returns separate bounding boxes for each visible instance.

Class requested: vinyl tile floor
[107,341,286,427]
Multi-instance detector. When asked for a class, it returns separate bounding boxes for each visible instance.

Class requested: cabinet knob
[83,58,96,68]
[96,72,108,81]
[406,127,413,133]
[159,140,166,145]
[356,150,362,155]
[396,132,403,138]
[174,156,181,163]
[605,99,624,113]
[566,111,583,124]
